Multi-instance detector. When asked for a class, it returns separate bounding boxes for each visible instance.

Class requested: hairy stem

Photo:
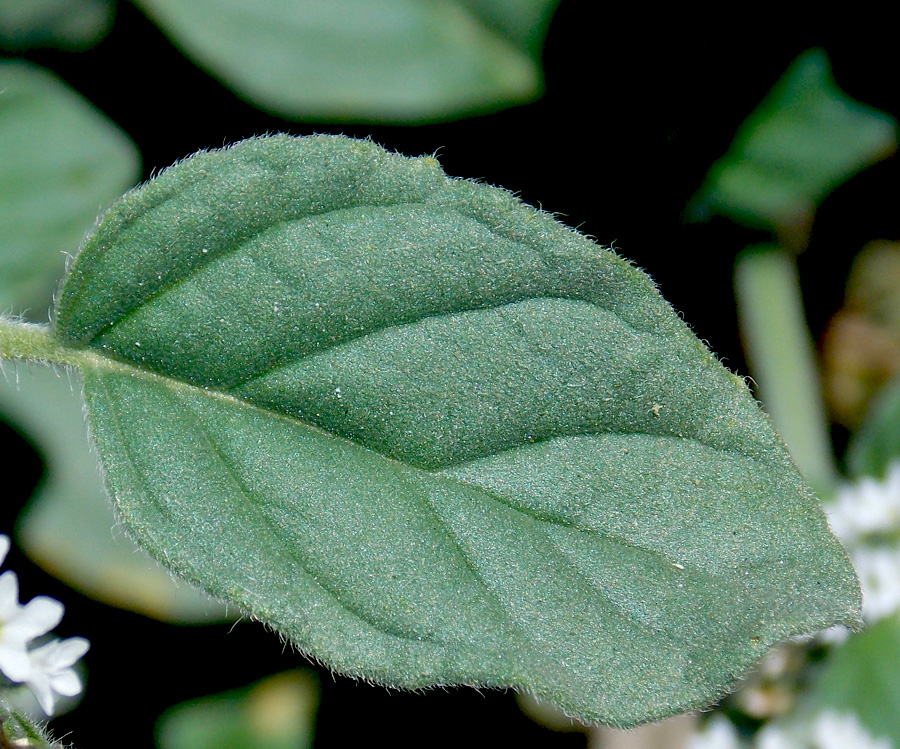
[0,317,81,367]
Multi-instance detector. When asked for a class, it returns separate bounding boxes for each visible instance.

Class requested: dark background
[2,5,899,746]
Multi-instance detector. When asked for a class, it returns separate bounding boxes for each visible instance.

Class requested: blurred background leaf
[156,670,319,749]
[0,60,139,321]
[846,374,900,481]
[456,0,558,56]
[0,60,226,622]
[823,240,900,434]
[792,617,900,745]
[133,0,559,123]
[688,48,898,248]
[0,0,114,51]
[1,363,229,622]
[734,245,837,491]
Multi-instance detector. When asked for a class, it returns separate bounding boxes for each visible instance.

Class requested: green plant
[4,8,899,745]
[0,133,860,736]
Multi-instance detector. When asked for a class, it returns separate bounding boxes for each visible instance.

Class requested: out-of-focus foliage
[725,643,808,721]
[795,617,900,746]
[0,60,139,321]
[0,0,113,51]
[134,0,559,123]
[456,0,557,56]
[689,49,898,246]
[156,671,319,749]
[0,60,226,622]
[847,376,900,481]
[823,241,900,431]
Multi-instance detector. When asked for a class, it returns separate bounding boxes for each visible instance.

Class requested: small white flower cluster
[0,534,89,715]
[825,461,900,628]
[689,711,891,749]
[827,463,900,545]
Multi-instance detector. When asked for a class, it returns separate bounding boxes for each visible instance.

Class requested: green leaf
[0,61,201,622]
[847,374,900,481]
[134,0,552,123]
[689,49,898,241]
[0,363,228,622]
[156,671,319,749]
[0,0,113,51]
[0,61,140,322]
[5,135,860,726]
[796,618,900,745]
[457,0,560,56]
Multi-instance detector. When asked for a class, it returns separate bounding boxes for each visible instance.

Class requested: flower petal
[0,641,32,682]
[46,636,90,666]
[5,595,64,641]
[48,669,82,697]
[26,673,57,715]
[0,569,21,613]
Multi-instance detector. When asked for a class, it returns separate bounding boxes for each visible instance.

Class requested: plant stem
[0,317,78,366]
[0,317,54,359]
[734,245,838,494]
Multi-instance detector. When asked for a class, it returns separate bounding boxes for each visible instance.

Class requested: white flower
[689,715,745,749]
[754,711,890,749]
[0,534,10,567]
[827,462,900,544]
[853,546,900,622]
[821,464,900,627]
[810,711,891,749]
[0,570,65,683]
[0,533,88,715]
[755,723,798,749]
[25,637,90,715]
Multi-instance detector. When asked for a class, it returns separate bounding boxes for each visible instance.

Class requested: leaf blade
[50,134,860,726]
[0,363,227,623]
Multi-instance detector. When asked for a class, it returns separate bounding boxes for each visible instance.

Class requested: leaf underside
[52,135,860,726]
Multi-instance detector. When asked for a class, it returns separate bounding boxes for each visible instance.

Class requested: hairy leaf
[31,135,860,725]
[0,363,227,622]
[134,0,551,123]
[0,61,210,621]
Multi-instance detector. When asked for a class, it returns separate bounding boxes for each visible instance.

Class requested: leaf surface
[49,135,859,726]
[0,363,228,622]
[134,0,552,123]
[0,61,214,621]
